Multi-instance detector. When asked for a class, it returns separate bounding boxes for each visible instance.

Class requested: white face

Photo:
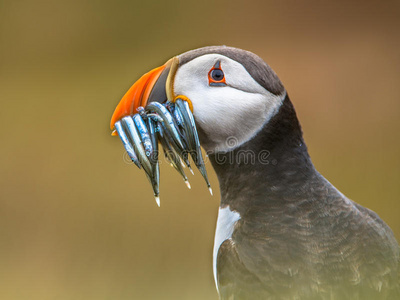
[174,54,286,153]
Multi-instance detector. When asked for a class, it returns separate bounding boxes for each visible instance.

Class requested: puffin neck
[209,95,317,210]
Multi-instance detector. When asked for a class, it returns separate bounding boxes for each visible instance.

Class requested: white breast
[213,206,241,292]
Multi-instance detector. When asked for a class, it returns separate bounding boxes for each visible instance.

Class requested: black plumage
[207,95,399,299]
[181,46,399,299]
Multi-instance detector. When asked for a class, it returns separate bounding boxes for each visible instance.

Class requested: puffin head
[110,46,287,153]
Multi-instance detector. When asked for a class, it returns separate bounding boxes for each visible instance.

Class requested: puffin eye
[211,69,224,81]
[208,61,227,87]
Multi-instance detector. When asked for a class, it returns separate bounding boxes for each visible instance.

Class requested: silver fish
[146,102,184,149]
[147,117,160,206]
[122,116,152,177]
[133,114,153,158]
[114,120,141,169]
[158,124,191,189]
[175,99,211,193]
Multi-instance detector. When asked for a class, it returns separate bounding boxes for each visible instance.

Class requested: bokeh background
[0,0,399,299]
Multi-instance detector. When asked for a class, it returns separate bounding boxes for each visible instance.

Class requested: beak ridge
[110,57,179,131]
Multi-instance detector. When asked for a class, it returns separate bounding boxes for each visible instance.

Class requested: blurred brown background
[0,0,399,299]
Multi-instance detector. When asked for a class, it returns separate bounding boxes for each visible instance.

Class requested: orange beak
[110,57,179,135]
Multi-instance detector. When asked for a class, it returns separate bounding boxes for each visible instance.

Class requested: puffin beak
[110,57,179,134]
[110,56,211,201]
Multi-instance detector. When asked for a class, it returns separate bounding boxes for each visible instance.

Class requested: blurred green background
[0,0,399,299]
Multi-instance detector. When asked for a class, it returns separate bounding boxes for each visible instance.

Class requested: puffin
[110,46,400,299]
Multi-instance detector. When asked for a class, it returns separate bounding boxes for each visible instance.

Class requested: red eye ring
[208,61,226,87]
